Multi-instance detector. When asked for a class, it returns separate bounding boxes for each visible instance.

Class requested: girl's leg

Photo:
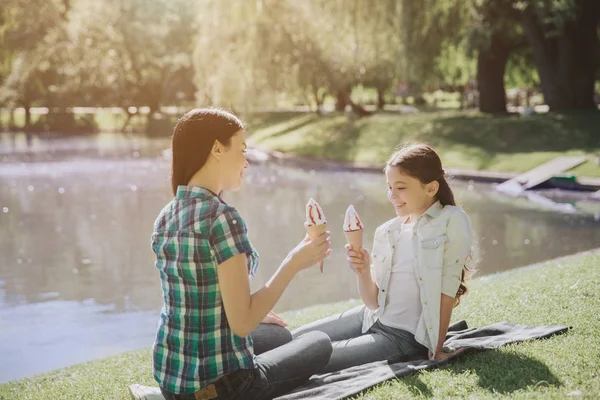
[291,305,365,341]
[321,321,428,373]
[322,331,401,373]
[250,323,292,355]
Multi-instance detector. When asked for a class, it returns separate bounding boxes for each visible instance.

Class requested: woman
[133,108,333,400]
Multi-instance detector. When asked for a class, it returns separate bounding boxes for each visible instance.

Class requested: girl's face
[385,166,438,221]
[219,129,249,191]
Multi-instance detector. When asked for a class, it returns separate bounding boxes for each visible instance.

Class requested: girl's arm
[357,268,379,310]
[433,209,473,359]
[347,246,379,310]
[435,294,455,356]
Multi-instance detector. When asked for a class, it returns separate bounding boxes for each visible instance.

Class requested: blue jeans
[291,306,428,373]
[160,324,332,400]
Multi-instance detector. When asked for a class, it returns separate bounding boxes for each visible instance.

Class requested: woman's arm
[218,234,330,337]
[218,254,297,337]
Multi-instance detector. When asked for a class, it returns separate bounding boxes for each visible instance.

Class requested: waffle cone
[305,223,327,239]
[305,223,327,273]
[344,229,363,251]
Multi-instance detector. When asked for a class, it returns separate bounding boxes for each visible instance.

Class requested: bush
[30,111,98,134]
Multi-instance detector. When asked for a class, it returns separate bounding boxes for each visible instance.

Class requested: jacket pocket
[371,252,387,286]
[420,234,447,269]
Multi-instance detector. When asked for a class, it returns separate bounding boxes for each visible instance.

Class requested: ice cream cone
[305,198,328,273]
[344,229,363,252]
[305,222,327,273]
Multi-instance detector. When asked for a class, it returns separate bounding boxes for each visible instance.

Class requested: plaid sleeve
[210,207,254,266]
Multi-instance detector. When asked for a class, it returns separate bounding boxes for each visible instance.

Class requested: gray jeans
[292,306,427,373]
[160,323,332,400]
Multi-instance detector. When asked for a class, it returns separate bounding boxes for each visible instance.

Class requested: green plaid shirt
[151,186,259,394]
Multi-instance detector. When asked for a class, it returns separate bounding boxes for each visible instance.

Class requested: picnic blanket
[276,320,570,400]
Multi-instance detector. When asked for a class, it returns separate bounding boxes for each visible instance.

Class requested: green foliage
[0,0,597,113]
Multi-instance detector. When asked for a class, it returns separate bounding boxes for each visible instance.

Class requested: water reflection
[1,132,599,382]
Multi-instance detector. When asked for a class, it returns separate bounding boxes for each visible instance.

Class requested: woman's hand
[345,244,371,277]
[285,232,332,272]
[261,311,288,327]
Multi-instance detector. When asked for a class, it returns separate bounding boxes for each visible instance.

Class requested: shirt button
[419,277,423,281]
[392,245,396,249]
[424,301,428,305]
[232,220,237,224]
[413,232,416,236]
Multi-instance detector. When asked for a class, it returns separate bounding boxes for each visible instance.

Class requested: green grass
[247,110,600,178]
[1,250,599,399]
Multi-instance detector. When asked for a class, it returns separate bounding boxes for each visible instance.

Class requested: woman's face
[220,129,249,191]
[385,166,437,220]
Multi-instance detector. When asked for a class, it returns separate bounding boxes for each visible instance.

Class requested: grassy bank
[3,108,598,178]
[247,110,600,178]
[1,250,599,399]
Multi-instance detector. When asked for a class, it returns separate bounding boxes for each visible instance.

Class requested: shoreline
[247,146,600,189]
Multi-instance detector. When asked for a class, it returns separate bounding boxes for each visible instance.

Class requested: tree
[470,0,526,114]
[519,0,600,111]
[0,0,70,129]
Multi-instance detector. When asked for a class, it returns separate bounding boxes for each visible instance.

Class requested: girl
[292,143,474,371]
[135,108,333,400]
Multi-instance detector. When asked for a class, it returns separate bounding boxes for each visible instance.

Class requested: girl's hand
[285,232,332,272]
[261,311,288,327]
[345,244,371,277]
[428,348,462,362]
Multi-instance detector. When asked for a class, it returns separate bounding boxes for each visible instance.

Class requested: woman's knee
[251,323,293,355]
[296,331,333,367]
[271,325,293,346]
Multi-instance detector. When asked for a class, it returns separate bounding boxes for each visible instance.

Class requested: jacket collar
[386,201,443,232]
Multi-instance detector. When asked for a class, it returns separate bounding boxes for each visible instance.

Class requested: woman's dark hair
[170,108,245,195]
[386,143,471,307]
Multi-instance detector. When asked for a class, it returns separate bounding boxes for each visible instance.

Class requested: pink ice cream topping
[343,205,363,232]
[306,198,327,226]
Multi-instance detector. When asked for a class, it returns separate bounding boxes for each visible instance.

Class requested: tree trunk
[376,87,385,110]
[477,32,509,114]
[24,105,32,130]
[313,86,323,114]
[8,108,16,129]
[121,108,134,132]
[520,1,599,111]
[335,90,350,112]
[349,100,371,118]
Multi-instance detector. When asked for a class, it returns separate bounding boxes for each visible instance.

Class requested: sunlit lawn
[1,251,599,399]
[247,110,600,178]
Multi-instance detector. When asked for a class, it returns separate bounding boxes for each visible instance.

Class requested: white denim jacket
[362,201,473,356]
